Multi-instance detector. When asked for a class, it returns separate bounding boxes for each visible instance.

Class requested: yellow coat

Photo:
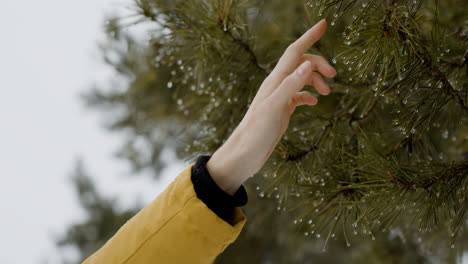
[82,162,247,263]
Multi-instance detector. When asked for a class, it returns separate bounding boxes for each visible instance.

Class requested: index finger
[288,19,327,56]
[268,19,328,86]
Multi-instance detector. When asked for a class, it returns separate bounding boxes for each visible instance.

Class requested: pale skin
[206,19,337,195]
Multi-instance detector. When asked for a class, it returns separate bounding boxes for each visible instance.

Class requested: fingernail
[296,61,311,78]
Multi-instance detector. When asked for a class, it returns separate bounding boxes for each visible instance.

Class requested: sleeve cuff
[191,154,248,225]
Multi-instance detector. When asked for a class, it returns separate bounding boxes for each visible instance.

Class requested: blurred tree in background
[57,161,139,263]
[59,0,468,263]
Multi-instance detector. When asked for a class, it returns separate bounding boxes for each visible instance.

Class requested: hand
[206,19,336,195]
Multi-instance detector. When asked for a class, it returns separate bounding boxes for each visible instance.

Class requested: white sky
[0,0,466,264]
[0,0,188,263]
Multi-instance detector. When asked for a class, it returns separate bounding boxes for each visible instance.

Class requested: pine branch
[217,16,268,73]
[440,54,468,68]
[422,162,468,190]
[286,106,355,162]
[385,137,411,158]
[407,40,468,111]
[286,122,333,162]
[432,64,468,111]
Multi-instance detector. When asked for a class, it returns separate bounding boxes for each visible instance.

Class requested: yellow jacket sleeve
[82,162,247,264]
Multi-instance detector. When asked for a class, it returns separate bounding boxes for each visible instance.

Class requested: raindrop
[442,130,448,139]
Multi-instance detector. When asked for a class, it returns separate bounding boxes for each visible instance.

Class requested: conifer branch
[286,107,354,162]
[432,65,468,111]
[422,162,468,190]
[286,122,332,162]
[385,137,411,158]
[407,42,468,111]
[217,17,268,73]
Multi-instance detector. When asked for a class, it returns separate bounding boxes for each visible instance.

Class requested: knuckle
[311,55,326,65]
[290,96,298,105]
[288,72,301,84]
[314,54,325,61]
[308,72,318,82]
[308,54,327,64]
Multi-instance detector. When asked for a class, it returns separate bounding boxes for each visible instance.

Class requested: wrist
[206,138,250,196]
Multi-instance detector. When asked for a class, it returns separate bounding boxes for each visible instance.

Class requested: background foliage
[59,0,468,263]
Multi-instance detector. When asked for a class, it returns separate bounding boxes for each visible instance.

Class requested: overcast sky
[0,0,467,264]
[0,0,188,263]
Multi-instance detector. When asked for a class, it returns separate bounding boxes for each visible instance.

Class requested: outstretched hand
[206,19,336,195]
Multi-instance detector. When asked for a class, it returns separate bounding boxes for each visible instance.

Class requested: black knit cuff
[191,154,248,225]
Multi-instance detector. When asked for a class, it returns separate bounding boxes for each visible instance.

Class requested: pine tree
[69,0,468,262]
[57,160,139,263]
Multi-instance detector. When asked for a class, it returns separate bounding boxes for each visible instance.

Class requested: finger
[259,19,328,101]
[273,19,328,78]
[288,91,318,115]
[286,19,328,58]
[271,60,312,103]
[299,54,336,78]
[306,71,331,95]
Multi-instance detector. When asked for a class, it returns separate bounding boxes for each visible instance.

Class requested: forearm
[206,129,253,196]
